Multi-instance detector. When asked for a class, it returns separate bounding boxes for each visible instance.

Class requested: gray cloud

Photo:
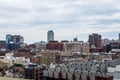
[0,0,120,43]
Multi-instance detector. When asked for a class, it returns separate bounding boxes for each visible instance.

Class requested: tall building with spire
[47,30,54,42]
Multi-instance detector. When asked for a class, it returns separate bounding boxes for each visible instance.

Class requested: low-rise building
[82,42,90,55]
[34,41,46,51]
[39,50,60,65]
[63,41,83,53]
[24,63,45,80]
[0,53,30,66]
[25,63,40,80]
[43,61,113,80]
[0,40,6,49]
[46,41,64,51]
[13,49,31,58]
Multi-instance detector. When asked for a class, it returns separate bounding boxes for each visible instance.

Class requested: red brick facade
[46,41,64,51]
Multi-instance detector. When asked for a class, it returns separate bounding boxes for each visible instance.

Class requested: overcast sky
[0,0,120,43]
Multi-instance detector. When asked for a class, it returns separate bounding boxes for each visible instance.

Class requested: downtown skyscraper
[47,30,54,42]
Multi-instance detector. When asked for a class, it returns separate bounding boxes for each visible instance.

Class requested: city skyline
[0,0,120,43]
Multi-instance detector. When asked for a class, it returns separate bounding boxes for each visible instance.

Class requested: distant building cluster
[0,31,119,80]
[6,34,24,51]
[0,34,25,52]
